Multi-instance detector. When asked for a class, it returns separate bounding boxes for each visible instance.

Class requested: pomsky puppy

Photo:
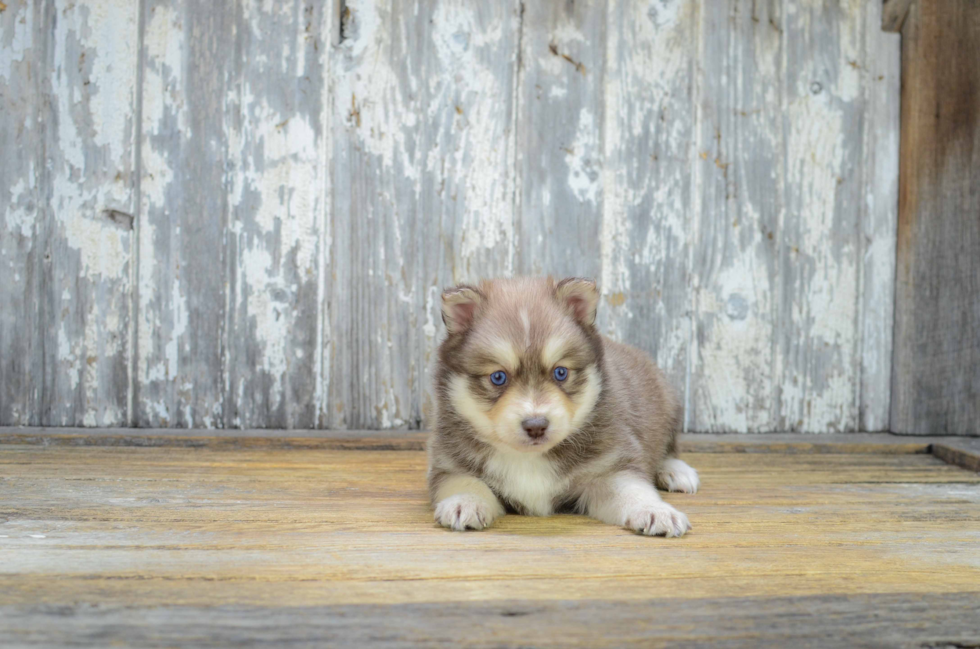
[428,276,699,537]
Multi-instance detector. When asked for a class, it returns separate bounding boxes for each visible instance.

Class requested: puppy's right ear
[441,285,483,334]
[555,277,599,326]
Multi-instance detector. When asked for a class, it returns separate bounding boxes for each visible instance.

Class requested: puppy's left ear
[555,277,599,326]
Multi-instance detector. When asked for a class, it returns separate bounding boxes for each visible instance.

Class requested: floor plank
[1,443,979,645]
[4,593,980,648]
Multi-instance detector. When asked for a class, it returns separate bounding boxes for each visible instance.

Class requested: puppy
[427,277,699,537]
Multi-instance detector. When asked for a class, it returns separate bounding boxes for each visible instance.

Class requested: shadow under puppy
[428,277,699,537]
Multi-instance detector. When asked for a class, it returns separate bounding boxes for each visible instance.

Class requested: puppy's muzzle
[521,416,550,439]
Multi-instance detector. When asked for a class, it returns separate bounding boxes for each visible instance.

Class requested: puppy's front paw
[624,501,691,538]
[434,494,499,531]
[656,458,700,494]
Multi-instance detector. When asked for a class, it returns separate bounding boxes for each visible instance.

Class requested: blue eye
[553,366,568,382]
[490,371,507,386]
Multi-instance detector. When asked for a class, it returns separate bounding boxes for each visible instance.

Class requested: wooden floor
[2,433,980,647]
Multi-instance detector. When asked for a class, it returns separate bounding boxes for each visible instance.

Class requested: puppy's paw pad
[625,502,691,538]
[657,458,700,494]
[434,495,498,531]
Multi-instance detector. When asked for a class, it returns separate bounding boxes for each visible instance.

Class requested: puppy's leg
[578,471,691,537]
[655,457,700,494]
[432,474,505,531]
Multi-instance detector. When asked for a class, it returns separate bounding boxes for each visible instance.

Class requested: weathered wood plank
[3,593,979,648]
[0,428,950,456]
[0,427,430,450]
[414,1,522,424]
[327,0,427,428]
[776,1,865,432]
[599,0,696,400]
[0,447,977,615]
[881,0,914,33]
[858,6,901,432]
[932,438,980,473]
[329,0,521,428]
[515,0,605,279]
[0,1,43,426]
[688,0,782,432]
[891,0,980,436]
[136,0,236,427]
[222,0,331,428]
[39,0,139,426]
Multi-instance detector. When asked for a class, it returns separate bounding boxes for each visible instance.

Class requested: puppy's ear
[555,277,599,326]
[441,285,483,334]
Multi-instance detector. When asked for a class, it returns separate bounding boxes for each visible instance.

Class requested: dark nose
[521,416,550,439]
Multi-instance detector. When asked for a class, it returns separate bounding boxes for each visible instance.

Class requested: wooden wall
[890,0,980,436]
[1,0,900,432]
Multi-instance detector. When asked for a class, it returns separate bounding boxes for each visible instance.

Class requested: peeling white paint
[61,213,129,280]
[566,108,601,205]
[336,1,418,178]
[0,1,34,82]
[4,176,35,238]
[429,3,515,274]
[1,0,899,432]
[31,1,139,427]
[142,5,188,134]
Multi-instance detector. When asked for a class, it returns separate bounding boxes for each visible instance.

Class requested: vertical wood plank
[599,0,696,397]
[136,0,235,427]
[415,1,521,424]
[776,0,865,432]
[329,0,521,429]
[688,0,783,432]
[40,0,139,426]
[515,0,606,279]
[327,0,426,428]
[858,3,900,432]
[0,1,43,425]
[223,0,330,428]
[891,0,980,436]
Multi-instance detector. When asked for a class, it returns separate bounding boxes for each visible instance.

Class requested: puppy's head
[437,277,603,453]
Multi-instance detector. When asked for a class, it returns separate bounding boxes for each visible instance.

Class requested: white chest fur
[483,451,566,517]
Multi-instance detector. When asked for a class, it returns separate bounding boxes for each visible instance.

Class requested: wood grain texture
[0,0,904,432]
[0,0,43,426]
[859,8,900,433]
[40,0,139,427]
[2,1,139,428]
[776,0,865,433]
[932,438,980,473]
[689,1,899,433]
[0,428,950,454]
[0,443,978,647]
[4,593,980,648]
[599,0,696,396]
[222,0,330,428]
[881,0,914,33]
[414,1,522,425]
[136,0,235,427]
[327,0,425,429]
[515,0,605,279]
[12,426,980,470]
[891,0,980,436]
[328,0,521,429]
[689,0,782,432]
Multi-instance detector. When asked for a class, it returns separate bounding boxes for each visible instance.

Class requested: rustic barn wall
[0,0,899,432]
